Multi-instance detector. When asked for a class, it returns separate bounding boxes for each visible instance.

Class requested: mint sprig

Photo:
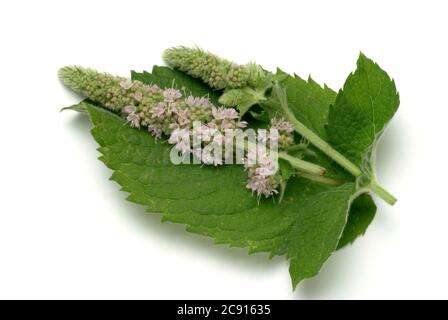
[60,50,398,289]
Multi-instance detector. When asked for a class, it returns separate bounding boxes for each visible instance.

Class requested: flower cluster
[163,46,265,90]
[58,67,163,112]
[59,66,216,137]
[270,117,295,148]
[168,107,248,166]
[244,149,280,198]
[59,66,294,199]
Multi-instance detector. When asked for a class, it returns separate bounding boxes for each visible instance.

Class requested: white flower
[219,119,233,130]
[244,149,279,197]
[185,96,212,109]
[146,85,161,94]
[148,124,163,138]
[246,175,278,197]
[259,153,277,173]
[168,123,180,131]
[238,121,248,128]
[150,102,166,119]
[174,108,190,127]
[126,113,140,128]
[163,88,182,102]
[123,105,137,115]
[119,79,134,90]
[212,106,239,120]
[271,117,294,133]
[133,92,143,102]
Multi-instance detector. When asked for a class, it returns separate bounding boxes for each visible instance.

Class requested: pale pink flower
[163,88,182,102]
[147,85,161,94]
[133,92,143,102]
[148,124,163,138]
[185,96,213,109]
[246,175,278,197]
[168,123,180,131]
[271,117,294,133]
[238,121,248,128]
[119,79,134,90]
[219,119,234,130]
[174,108,190,127]
[123,105,137,115]
[126,113,140,128]
[212,106,239,120]
[150,103,166,119]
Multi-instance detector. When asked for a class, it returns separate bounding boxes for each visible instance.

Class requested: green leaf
[281,70,337,140]
[85,102,359,288]
[287,182,356,287]
[131,66,221,104]
[60,101,88,113]
[327,53,399,177]
[337,193,377,249]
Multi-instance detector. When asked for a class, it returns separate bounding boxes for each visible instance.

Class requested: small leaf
[337,193,377,249]
[327,53,399,176]
[60,101,88,113]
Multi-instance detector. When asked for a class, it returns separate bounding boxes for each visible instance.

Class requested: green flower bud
[58,66,163,112]
[163,46,265,90]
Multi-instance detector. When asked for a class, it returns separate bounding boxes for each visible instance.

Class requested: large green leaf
[86,102,360,288]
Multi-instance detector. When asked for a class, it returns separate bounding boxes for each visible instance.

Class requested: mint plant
[59,48,399,289]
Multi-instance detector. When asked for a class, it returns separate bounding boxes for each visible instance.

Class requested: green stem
[368,181,397,205]
[274,85,361,177]
[235,140,327,176]
[279,152,326,176]
[296,171,344,186]
[289,118,362,176]
[271,84,398,205]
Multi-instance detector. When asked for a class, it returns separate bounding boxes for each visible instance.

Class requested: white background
[0,0,447,299]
